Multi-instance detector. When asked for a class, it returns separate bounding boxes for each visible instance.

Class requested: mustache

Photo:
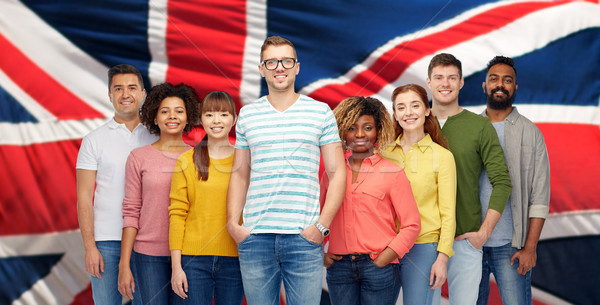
[491,87,509,96]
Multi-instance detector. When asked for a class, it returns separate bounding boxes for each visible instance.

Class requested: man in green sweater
[426,53,512,305]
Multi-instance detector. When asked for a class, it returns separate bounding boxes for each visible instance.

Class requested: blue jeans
[477,243,532,305]
[133,251,178,304]
[447,239,483,305]
[180,255,244,305]
[326,254,400,305]
[400,243,441,305]
[237,234,323,305]
[90,241,141,305]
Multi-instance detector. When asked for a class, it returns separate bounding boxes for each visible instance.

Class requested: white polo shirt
[76,118,157,241]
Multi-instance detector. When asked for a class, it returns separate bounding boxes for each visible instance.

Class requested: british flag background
[0,0,599,304]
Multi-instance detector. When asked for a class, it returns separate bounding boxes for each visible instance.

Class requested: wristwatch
[315,222,330,237]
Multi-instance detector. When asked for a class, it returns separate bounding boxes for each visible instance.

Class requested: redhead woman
[118,83,200,304]
[169,91,244,304]
[380,84,457,305]
[320,96,421,305]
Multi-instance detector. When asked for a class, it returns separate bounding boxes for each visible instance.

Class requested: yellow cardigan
[169,149,238,256]
[380,134,457,257]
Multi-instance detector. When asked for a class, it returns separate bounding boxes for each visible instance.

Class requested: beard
[486,87,514,110]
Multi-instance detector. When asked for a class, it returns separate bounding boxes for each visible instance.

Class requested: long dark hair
[193,91,236,180]
[391,84,449,149]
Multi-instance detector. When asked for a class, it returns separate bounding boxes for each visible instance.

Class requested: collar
[345,153,383,167]
[481,106,520,125]
[389,133,434,153]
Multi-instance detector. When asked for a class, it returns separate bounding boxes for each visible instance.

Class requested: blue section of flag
[0,88,38,123]
[0,254,63,303]
[461,27,600,107]
[266,0,497,96]
[535,236,600,305]
[21,0,153,89]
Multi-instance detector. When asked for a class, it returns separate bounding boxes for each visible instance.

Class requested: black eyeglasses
[261,58,298,70]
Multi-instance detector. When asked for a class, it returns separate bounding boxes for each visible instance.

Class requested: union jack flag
[1,0,599,304]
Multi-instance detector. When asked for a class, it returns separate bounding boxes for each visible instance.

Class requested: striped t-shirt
[235,95,340,234]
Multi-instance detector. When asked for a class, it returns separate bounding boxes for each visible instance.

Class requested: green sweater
[441,109,511,236]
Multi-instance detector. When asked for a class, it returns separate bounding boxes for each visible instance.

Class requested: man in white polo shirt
[227,36,346,305]
[76,64,157,304]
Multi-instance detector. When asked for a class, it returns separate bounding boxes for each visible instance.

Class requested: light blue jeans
[90,241,141,305]
[132,251,179,304]
[400,243,441,305]
[237,234,323,305]
[477,243,532,305]
[447,239,483,305]
[180,255,244,305]
[326,254,400,305]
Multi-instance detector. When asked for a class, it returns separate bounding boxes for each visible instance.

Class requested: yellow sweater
[169,149,238,256]
[380,134,457,257]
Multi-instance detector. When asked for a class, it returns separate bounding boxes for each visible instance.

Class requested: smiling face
[109,73,145,121]
[154,97,187,136]
[259,45,299,93]
[394,90,430,135]
[345,114,377,155]
[201,110,236,141]
[427,65,464,106]
[483,63,518,110]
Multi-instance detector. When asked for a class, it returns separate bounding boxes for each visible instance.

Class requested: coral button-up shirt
[320,154,421,263]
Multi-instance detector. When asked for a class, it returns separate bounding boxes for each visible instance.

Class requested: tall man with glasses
[227,36,346,305]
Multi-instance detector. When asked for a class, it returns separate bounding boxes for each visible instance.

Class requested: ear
[295,61,300,75]
[459,77,464,90]
[482,82,486,93]
[515,83,518,92]
[426,78,431,90]
[258,64,265,78]
[154,118,157,125]
[425,108,431,117]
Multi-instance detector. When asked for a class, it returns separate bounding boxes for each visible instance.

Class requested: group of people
[76,35,550,305]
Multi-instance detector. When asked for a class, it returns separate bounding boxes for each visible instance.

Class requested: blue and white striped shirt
[235,95,340,233]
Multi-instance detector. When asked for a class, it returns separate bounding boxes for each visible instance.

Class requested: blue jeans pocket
[299,233,322,246]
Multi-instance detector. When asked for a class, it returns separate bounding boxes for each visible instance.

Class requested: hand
[171,267,188,299]
[429,253,448,290]
[511,247,536,275]
[324,253,342,268]
[301,225,324,244]
[455,231,486,250]
[84,246,104,278]
[373,247,398,268]
[227,223,251,244]
[117,266,135,299]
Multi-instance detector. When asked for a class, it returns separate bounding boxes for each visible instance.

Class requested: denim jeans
[90,241,141,305]
[400,243,441,305]
[447,239,483,305]
[326,254,400,305]
[237,234,323,305]
[179,255,244,305]
[133,251,179,304]
[477,243,532,305]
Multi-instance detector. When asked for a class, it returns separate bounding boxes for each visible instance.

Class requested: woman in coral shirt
[320,96,421,305]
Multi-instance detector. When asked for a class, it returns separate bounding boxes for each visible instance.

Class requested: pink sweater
[122,145,187,256]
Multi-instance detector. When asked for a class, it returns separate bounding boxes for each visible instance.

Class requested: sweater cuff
[528,204,549,219]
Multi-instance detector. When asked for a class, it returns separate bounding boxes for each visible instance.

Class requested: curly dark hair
[332,96,395,152]
[140,83,200,135]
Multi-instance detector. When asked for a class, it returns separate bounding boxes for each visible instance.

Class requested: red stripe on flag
[0,34,104,120]
[307,1,568,106]
[165,0,247,110]
[0,140,80,235]
[538,123,600,213]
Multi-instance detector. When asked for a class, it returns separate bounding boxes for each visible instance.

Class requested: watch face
[323,229,330,237]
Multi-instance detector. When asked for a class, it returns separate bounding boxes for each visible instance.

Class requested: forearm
[171,250,182,270]
[119,227,138,268]
[77,201,96,251]
[478,208,502,240]
[318,169,345,227]
[226,173,249,226]
[523,218,545,251]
